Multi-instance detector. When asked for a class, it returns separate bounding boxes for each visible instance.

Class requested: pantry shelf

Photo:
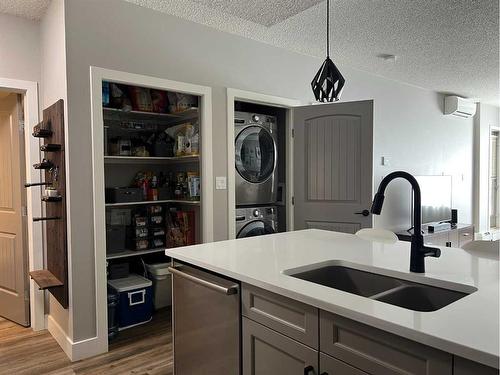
[105,199,200,207]
[104,155,199,164]
[106,247,168,260]
[103,107,198,123]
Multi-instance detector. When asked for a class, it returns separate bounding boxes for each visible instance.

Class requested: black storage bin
[106,226,127,254]
[106,187,142,203]
[108,289,119,341]
[108,262,130,279]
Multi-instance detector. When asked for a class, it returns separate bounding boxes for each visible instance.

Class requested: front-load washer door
[235,126,276,184]
[236,220,276,239]
[235,125,277,205]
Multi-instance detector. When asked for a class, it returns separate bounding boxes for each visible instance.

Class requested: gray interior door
[293,100,373,233]
[0,93,30,326]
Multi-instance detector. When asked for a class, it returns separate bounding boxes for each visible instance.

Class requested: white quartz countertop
[166,229,499,368]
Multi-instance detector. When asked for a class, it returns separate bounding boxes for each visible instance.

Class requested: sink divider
[369,284,407,300]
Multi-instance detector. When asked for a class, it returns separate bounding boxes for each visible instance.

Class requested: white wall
[40,0,72,354]
[341,80,475,231]
[0,13,40,83]
[474,103,500,235]
[59,0,476,343]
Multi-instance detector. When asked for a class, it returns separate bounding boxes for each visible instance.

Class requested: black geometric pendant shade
[311,57,345,102]
[311,0,345,102]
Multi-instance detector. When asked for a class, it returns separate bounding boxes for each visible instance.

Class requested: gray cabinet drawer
[458,227,474,247]
[320,353,368,375]
[242,317,318,375]
[242,283,318,348]
[320,311,452,375]
[453,356,498,375]
[425,232,449,246]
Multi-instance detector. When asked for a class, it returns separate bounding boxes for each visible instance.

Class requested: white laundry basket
[145,262,172,309]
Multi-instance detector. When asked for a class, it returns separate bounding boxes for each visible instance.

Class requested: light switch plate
[215,176,227,190]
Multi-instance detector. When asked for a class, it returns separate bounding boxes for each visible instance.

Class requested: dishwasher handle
[168,266,239,295]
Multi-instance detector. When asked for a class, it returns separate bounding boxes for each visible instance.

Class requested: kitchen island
[166,229,499,374]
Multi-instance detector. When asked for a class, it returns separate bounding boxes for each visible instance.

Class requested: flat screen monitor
[412,175,452,225]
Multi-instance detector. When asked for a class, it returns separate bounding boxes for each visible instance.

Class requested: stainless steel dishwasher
[169,262,240,375]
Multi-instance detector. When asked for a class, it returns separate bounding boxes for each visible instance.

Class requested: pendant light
[311,0,345,102]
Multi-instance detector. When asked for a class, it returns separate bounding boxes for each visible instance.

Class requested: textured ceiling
[0,0,49,20]
[189,0,323,26]
[1,0,498,105]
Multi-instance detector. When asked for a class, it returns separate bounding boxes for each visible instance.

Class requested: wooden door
[293,101,373,233]
[0,93,29,326]
[242,317,318,375]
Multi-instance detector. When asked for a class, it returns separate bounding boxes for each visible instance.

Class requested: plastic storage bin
[145,263,172,309]
[108,274,153,330]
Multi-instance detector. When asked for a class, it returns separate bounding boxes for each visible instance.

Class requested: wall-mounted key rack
[27,99,69,309]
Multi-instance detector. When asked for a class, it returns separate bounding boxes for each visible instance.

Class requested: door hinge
[19,120,25,132]
[291,196,295,205]
[21,206,28,216]
[291,129,295,138]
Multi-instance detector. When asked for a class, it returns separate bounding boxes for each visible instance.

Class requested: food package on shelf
[128,86,153,112]
[110,83,132,111]
[171,123,199,156]
[151,89,169,113]
[166,209,195,247]
[187,171,200,200]
[166,92,198,113]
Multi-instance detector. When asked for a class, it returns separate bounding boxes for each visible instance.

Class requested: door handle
[168,266,239,295]
[304,366,314,375]
[355,209,370,217]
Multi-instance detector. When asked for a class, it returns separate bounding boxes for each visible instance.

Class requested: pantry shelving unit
[91,67,213,355]
[103,92,202,255]
[102,81,204,335]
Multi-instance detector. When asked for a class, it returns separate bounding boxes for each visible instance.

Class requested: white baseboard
[48,314,108,362]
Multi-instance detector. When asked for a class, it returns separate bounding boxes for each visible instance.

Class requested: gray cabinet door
[320,353,368,375]
[243,317,318,375]
[320,311,452,375]
[454,357,498,375]
[242,283,319,348]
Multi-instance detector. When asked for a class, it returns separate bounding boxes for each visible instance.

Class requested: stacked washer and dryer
[235,111,279,238]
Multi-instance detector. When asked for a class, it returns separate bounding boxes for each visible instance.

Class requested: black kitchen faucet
[371,171,441,273]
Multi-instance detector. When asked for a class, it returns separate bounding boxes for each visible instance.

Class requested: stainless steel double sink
[284,262,477,312]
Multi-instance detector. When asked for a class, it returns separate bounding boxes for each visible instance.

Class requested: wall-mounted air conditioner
[444,96,477,118]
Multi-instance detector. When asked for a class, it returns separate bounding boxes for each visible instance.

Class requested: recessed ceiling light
[378,54,398,62]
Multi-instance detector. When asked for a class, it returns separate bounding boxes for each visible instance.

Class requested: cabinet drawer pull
[462,233,470,237]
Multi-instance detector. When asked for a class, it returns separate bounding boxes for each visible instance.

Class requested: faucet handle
[423,246,441,258]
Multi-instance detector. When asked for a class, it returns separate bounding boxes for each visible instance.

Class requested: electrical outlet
[215,176,227,190]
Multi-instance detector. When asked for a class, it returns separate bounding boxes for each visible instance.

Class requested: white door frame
[489,125,500,232]
[226,88,300,239]
[0,77,45,331]
[90,67,213,355]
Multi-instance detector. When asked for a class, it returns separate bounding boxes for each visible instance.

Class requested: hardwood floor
[0,309,173,375]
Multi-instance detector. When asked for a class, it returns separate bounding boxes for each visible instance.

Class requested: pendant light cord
[326,0,330,58]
